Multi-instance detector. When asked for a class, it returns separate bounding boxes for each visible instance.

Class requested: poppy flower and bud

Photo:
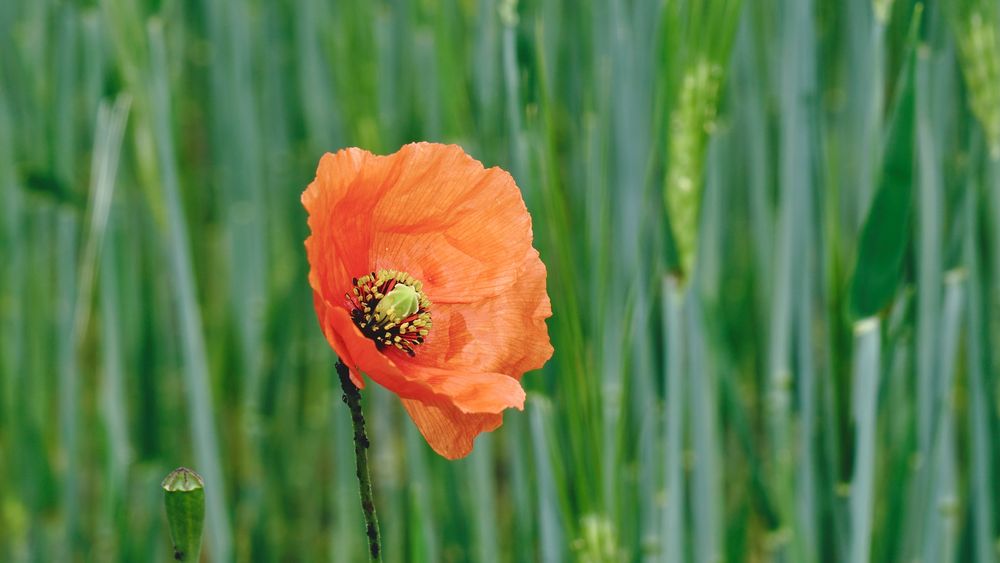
[303,142,553,459]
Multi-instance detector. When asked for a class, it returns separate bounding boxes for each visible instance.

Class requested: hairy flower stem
[336,360,383,561]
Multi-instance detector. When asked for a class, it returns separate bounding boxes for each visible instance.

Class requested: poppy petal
[395,247,553,378]
[303,149,378,302]
[401,398,504,459]
[322,303,523,414]
[401,365,526,414]
[367,143,534,303]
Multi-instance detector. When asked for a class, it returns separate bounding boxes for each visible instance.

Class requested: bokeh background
[3,0,1000,561]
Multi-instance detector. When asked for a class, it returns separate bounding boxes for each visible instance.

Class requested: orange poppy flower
[303,142,553,459]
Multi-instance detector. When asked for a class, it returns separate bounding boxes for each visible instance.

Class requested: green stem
[336,360,382,561]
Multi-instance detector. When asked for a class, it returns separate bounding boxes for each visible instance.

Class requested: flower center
[345,269,432,356]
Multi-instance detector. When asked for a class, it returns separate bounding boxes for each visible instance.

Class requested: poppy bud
[162,467,205,561]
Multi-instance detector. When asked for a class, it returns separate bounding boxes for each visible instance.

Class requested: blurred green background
[3,0,1000,561]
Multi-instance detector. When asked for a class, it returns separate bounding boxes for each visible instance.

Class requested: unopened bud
[162,467,205,561]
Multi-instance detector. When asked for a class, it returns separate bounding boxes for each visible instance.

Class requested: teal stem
[336,360,383,562]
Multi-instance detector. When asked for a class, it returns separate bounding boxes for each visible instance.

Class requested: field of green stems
[3,0,1000,561]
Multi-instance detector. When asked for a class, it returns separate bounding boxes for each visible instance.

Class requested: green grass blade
[662,275,686,563]
[847,54,915,319]
[919,271,965,562]
[145,19,232,562]
[848,318,881,563]
[769,0,818,556]
[529,396,565,562]
[687,294,721,563]
[965,173,997,563]
[404,422,439,562]
[907,49,944,561]
[467,436,499,563]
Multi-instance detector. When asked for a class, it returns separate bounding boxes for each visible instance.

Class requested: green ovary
[374,283,420,322]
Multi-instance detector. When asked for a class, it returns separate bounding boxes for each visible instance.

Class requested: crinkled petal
[366,143,534,303]
[401,398,504,459]
[303,148,380,302]
[403,365,526,414]
[395,247,552,378]
[320,302,526,414]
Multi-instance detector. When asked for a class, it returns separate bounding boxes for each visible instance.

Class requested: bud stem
[336,360,383,561]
